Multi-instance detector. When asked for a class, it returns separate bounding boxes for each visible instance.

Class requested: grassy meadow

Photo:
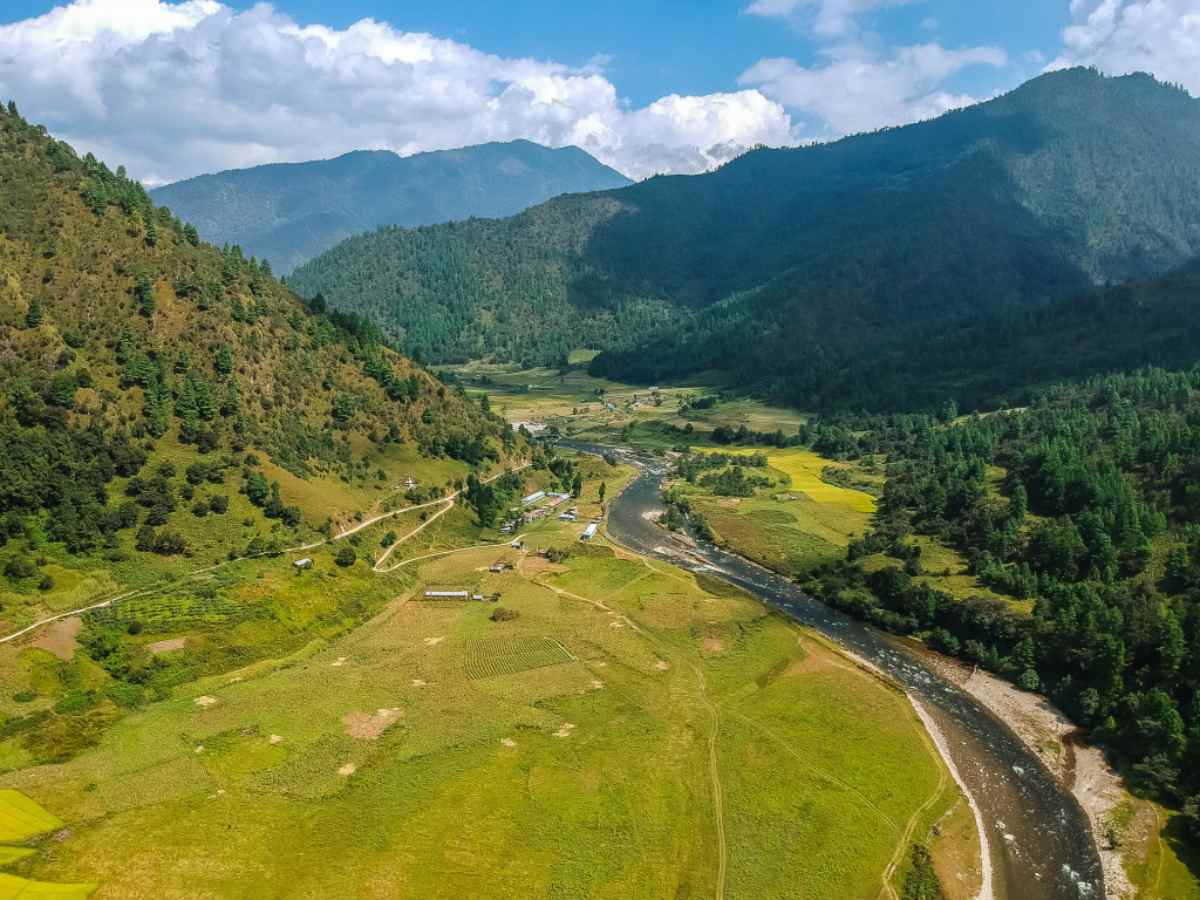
[0,459,973,899]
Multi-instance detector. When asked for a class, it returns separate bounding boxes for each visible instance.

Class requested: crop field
[463,637,574,679]
[0,467,972,899]
[0,791,95,899]
[677,448,877,576]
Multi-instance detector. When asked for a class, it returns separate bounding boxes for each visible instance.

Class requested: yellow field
[0,791,61,843]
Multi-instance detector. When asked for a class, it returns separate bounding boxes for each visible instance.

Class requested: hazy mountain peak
[150,140,631,274]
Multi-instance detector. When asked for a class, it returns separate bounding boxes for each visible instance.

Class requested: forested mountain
[620,255,1200,413]
[151,141,631,274]
[0,101,515,564]
[799,365,1200,827]
[291,68,1200,395]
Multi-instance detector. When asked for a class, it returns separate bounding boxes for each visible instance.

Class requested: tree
[598,481,607,503]
[24,298,42,329]
[571,473,584,498]
[135,273,155,317]
[335,546,357,567]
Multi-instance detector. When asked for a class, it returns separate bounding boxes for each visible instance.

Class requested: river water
[570,446,1104,900]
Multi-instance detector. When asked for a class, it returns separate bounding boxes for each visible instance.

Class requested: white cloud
[740,42,1007,135]
[1047,0,1200,93]
[0,0,799,184]
[745,0,916,39]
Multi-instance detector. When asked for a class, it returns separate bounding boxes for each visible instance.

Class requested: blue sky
[0,1,1194,183]
[3,0,1069,106]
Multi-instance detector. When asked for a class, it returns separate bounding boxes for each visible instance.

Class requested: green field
[0,463,970,899]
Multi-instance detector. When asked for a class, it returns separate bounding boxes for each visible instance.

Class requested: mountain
[150,141,632,274]
[288,68,1200,397]
[0,100,518,598]
[792,256,1200,411]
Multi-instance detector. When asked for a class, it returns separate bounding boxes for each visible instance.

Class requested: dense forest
[0,101,516,569]
[154,141,630,275]
[293,69,1200,402]
[785,367,1200,829]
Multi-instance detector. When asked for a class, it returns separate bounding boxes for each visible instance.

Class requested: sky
[0,0,1196,185]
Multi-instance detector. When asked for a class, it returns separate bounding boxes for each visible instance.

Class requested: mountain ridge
[151,139,631,274]
[287,67,1200,402]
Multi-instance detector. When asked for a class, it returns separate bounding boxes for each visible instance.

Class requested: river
[570,445,1104,900]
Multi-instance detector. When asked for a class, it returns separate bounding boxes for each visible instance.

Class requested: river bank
[921,652,1137,900]
[569,444,1106,898]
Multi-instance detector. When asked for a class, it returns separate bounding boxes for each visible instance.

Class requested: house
[404,477,417,488]
[511,539,524,549]
[424,590,469,599]
[558,512,577,521]
[472,594,485,602]
[580,523,598,542]
[293,558,313,569]
[522,490,547,506]
[489,562,507,573]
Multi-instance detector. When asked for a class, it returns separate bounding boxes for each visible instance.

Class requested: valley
[2,33,1200,900]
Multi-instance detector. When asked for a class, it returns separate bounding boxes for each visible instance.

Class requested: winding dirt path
[695,663,728,900]
[0,463,527,645]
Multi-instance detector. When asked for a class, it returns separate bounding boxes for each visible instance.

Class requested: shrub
[4,556,36,580]
[335,546,357,567]
[490,607,519,622]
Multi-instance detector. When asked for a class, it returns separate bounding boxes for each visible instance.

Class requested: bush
[381,531,397,548]
[38,574,54,591]
[209,494,229,514]
[335,546,357,567]
[490,607,520,622]
[4,556,36,580]
[12,690,36,703]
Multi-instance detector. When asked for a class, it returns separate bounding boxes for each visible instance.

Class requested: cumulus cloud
[740,42,1007,135]
[1047,0,1200,93]
[0,0,799,184]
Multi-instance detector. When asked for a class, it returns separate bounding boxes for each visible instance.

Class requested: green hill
[151,141,631,275]
[0,100,521,634]
[289,69,1200,399]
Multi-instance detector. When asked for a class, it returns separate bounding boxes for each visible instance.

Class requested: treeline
[799,366,1200,822]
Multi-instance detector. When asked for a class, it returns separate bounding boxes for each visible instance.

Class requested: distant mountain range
[287,68,1200,409]
[151,141,631,274]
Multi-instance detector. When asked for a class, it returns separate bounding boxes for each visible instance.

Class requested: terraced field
[464,637,574,679]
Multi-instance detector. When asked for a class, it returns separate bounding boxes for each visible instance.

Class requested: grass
[674,447,877,577]
[0,464,972,899]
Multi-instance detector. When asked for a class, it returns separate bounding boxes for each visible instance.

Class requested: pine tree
[24,297,42,328]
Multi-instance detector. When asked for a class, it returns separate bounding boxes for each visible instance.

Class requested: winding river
[570,445,1104,900]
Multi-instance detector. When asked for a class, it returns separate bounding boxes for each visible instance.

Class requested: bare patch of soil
[423,636,445,647]
[702,637,724,653]
[338,762,357,776]
[343,707,404,740]
[553,722,576,738]
[147,637,186,656]
[193,695,218,708]
[32,616,81,661]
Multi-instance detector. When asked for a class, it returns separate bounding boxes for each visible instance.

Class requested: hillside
[290,68,1200,397]
[0,101,520,635]
[151,141,631,274]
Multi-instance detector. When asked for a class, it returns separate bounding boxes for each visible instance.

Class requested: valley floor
[0,457,972,899]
